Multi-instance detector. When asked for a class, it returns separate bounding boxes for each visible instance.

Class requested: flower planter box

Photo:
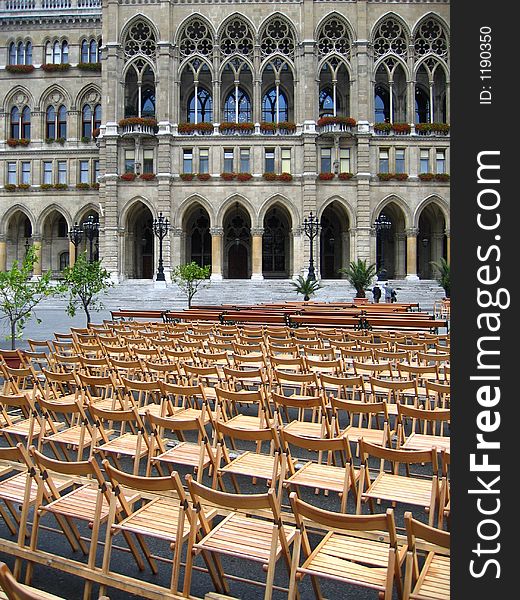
[220,172,236,181]
[76,183,90,190]
[41,63,71,72]
[77,62,102,71]
[219,122,254,135]
[54,183,68,190]
[263,173,277,182]
[120,173,136,182]
[197,173,211,181]
[140,173,157,181]
[6,64,35,74]
[178,123,213,135]
[318,172,335,181]
[119,117,157,128]
[236,173,252,182]
[17,184,30,190]
[418,173,435,181]
[278,173,293,182]
[180,173,195,181]
[4,184,17,192]
[338,172,354,180]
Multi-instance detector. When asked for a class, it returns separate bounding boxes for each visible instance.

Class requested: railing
[121,124,156,137]
[316,122,354,135]
[2,0,100,11]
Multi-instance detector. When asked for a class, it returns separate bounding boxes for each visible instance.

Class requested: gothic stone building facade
[0,0,450,283]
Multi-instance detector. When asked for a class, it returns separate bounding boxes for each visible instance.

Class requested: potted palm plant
[291,275,322,301]
[431,257,450,298]
[339,259,377,300]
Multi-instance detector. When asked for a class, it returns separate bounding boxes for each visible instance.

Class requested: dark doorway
[228,244,248,279]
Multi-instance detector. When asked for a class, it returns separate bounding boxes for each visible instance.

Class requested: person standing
[372,284,381,303]
[384,282,393,303]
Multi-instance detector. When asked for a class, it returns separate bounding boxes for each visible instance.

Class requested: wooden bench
[110,310,166,322]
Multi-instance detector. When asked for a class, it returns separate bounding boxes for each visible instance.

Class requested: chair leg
[264,525,279,600]
[288,530,301,600]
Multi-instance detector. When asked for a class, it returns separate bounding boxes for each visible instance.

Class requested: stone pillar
[395,232,406,279]
[405,228,419,280]
[69,241,77,267]
[32,237,42,276]
[291,227,304,277]
[210,227,223,281]
[0,236,6,271]
[445,229,450,264]
[251,228,264,281]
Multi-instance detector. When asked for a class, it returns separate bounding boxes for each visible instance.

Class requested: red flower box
[120,173,136,181]
[435,173,450,182]
[119,117,157,128]
[377,173,393,181]
[318,172,335,181]
[393,173,409,181]
[338,172,354,180]
[418,173,435,181]
[263,172,277,181]
[220,172,236,181]
[197,173,211,181]
[140,173,156,181]
[180,173,195,181]
[391,123,411,134]
[317,116,357,128]
[236,173,252,182]
[6,64,35,74]
[278,172,293,182]
[41,63,71,72]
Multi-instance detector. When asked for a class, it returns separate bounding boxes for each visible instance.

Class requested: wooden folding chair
[396,403,450,453]
[425,380,451,410]
[319,373,366,403]
[120,377,164,417]
[0,393,45,449]
[0,363,44,400]
[329,397,391,450]
[184,475,297,599]
[88,403,149,475]
[159,380,216,425]
[41,368,80,405]
[76,372,125,411]
[403,512,450,600]
[272,391,330,440]
[146,411,216,481]
[280,429,358,512]
[288,494,405,599]
[357,439,439,526]
[368,376,419,416]
[439,449,450,530]
[26,448,144,599]
[215,386,271,431]
[212,420,286,495]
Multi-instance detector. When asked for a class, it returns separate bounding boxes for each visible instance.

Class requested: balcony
[316,117,356,137]
[119,118,157,138]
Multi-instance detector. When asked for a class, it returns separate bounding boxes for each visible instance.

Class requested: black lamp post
[68,222,83,262]
[24,237,31,257]
[152,212,169,282]
[303,212,320,281]
[82,215,100,263]
[374,213,392,280]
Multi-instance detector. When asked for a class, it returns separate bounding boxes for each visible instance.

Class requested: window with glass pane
[224,88,251,123]
[265,148,275,173]
[10,107,20,139]
[57,161,67,184]
[21,162,31,185]
[26,42,32,65]
[281,148,291,174]
[93,105,101,131]
[17,42,24,65]
[436,149,446,174]
[81,40,88,63]
[420,149,430,174]
[395,149,405,174]
[43,161,53,184]
[80,160,89,183]
[62,41,68,63]
[46,106,55,139]
[52,41,60,64]
[21,107,31,139]
[320,148,332,173]
[319,89,335,117]
[143,150,154,174]
[340,148,350,173]
[90,40,97,63]
[82,105,92,138]
[45,42,52,64]
[93,160,100,182]
[183,149,193,174]
[239,149,250,173]
[7,163,16,185]
[125,150,135,173]
[199,148,209,174]
[58,105,67,138]
[379,149,389,173]
[223,149,234,172]
[262,88,288,123]
[9,43,16,65]
[188,89,213,123]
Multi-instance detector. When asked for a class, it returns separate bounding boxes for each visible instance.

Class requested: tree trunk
[10,321,16,350]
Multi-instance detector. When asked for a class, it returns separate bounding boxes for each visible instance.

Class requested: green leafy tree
[171,262,211,308]
[431,257,450,298]
[0,245,65,349]
[291,275,323,301]
[339,259,377,298]
[61,252,113,325]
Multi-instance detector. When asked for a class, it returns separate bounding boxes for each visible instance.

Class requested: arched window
[52,41,61,63]
[17,41,24,64]
[262,88,288,123]
[9,42,16,65]
[90,39,98,62]
[10,107,20,138]
[58,105,67,138]
[141,87,156,118]
[178,17,213,58]
[188,88,213,123]
[224,88,251,123]
[319,88,335,117]
[124,62,156,118]
[93,104,101,131]
[415,87,430,123]
[81,40,89,63]
[26,41,32,64]
[21,106,31,139]
[57,217,68,238]
[62,41,68,63]
[47,40,68,64]
[375,85,390,122]
[260,17,296,58]
[46,106,56,139]
[82,105,92,138]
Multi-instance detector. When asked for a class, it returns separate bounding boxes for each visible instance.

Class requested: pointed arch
[120,13,160,48]
[37,204,72,233]
[120,195,156,227]
[413,195,450,229]
[318,196,356,229]
[258,194,299,227]
[75,84,102,111]
[217,13,255,57]
[38,84,72,111]
[372,194,412,229]
[176,14,215,58]
[178,194,216,228]
[74,203,102,226]
[315,12,354,58]
[217,194,256,227]
[259,13,297,59]
[1,204,36,237]
[3,85,34,112]
[370,12,412,45]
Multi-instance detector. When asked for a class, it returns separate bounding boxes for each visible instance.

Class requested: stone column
[445,229,450,264]
[32,237,42,277]
[69,241,77,267]
[210,227,223,281]
[0,236,6,271]
[291,227,304,277]
[405,227,419,280]
[251,227,264,281]
[395,232,406,279]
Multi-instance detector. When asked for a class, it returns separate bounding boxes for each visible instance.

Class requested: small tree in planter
[431,257,450,298]
[0,245,65,349]
[291,275,322,301]
[61,252,113,325]
[339,259,377,299]
[171,262,211,308]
